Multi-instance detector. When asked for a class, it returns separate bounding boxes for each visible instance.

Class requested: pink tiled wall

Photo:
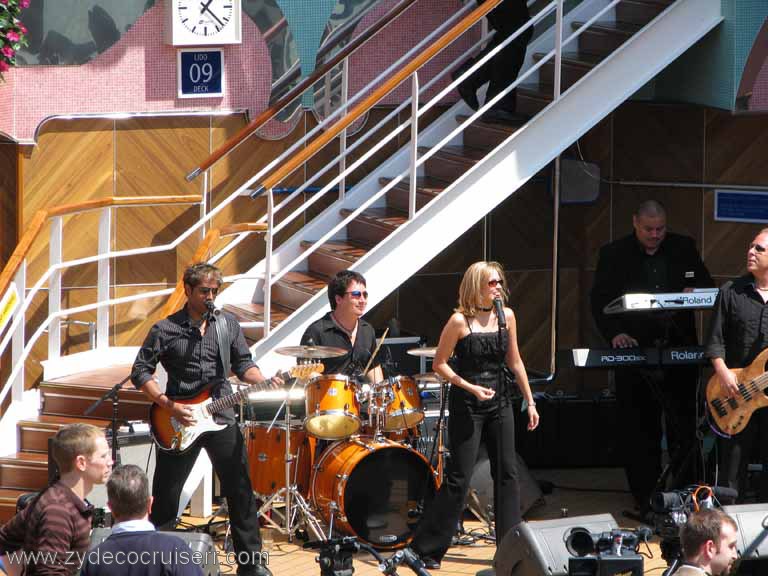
[749,55,768,110]
[0,0,469,142]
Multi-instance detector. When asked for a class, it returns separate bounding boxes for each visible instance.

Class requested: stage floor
[190,467,671,576]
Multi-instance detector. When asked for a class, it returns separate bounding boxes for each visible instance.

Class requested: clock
[166,0,242,46]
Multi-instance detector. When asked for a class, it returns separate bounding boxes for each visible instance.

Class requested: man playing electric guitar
[131,262,279,576]
[705,228,768,502]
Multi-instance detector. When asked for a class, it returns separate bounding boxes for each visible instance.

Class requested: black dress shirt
[705,275,768,368]
[591,232,714,347]
[130,307,256,423]
[300,312,378,376]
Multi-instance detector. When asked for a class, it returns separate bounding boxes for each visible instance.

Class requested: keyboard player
[590,200,714,517]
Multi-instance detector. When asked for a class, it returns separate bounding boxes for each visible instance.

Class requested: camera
[565,527,649,576]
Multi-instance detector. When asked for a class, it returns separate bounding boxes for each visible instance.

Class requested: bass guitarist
[131,262,279,576]
[706,228,768,502]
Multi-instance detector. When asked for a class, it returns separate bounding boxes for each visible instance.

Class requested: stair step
[272,271,329,311]
[616,0,673,25]
[380,176,447,212]
[0,452,49,491]
[40,368,151,421]
[421,145,488,181]
[457,114,528,150]
[0,488,35,522]
[535,51,604,89]
[341,207,408,246]
[574,21,641,56]
[300,240,370,279]
[223,303,295,343]
[18,415,112,453]
[516,83,555,117]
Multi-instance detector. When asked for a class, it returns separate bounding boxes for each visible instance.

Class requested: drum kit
[242,344,449,550]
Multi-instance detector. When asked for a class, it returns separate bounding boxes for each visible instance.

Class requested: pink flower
[0,60,9,72]
[1,46,13,59]
[6,31,19,42]
[0,0,9,6]
[19,23,27,34]
[20,0,30,8]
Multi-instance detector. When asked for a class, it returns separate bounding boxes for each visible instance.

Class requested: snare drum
[379,376,424,431]
[304,374,361,439]
[246,423,312,497]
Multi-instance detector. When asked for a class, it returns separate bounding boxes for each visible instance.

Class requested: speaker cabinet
[722,503,768,574]
[494,514,619,576]
[90,529,219,576]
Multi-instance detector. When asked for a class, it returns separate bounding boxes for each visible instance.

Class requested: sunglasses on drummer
[345,290,369,299]
[487,279,504,287]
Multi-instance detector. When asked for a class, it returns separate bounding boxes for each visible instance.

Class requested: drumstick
[362,327,389,377]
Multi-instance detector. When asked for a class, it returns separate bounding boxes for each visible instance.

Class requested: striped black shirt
[131,307,256,423]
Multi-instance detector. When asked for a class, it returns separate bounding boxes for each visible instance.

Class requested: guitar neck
[205,371,286,417]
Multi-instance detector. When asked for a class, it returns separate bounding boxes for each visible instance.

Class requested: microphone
[711,486,738,504]
[493,298,506,329]
[205,300,220,319]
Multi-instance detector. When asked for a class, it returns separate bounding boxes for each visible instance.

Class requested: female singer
[409,261,539,568]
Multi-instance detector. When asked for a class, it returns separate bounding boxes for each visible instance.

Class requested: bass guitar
[150,363,322,453]
[706,347,768,435]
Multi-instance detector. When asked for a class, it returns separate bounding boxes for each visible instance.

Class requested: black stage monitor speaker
[90,528,220,576]
[494,514,619,576]
[722,503,768,574]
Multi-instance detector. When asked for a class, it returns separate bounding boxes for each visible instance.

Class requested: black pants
[717,410,768,501]
[459,0,532,113]
[411,388,520,561]
[150,424,263,573]
[615,365,699,510]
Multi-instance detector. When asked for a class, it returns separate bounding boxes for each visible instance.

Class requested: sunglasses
[750,242,767,254]
[345,290,369,299]
[197,287,219,296]
[487,279,504,287]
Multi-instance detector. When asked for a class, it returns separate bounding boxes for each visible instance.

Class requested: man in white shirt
[675,509,738,576]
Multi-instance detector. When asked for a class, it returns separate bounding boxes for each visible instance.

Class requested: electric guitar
[150,363,323,453]
[706,347,768,435]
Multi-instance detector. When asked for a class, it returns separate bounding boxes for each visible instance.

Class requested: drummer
[300,270,383,383]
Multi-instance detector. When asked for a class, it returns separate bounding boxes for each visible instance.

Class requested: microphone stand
[84,373,132,465]
[494,299,506,545]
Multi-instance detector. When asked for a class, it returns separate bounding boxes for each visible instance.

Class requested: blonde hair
[456,261,508,317]
[51,423,104,474]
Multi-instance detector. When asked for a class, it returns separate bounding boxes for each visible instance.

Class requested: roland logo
[682,294,715,305]
[600,353,646,363]
[670,350,704,361]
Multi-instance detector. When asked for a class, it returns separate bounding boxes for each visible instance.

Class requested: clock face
[177,0,234,37]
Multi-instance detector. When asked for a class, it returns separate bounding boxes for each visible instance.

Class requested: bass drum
[311,437,436,549]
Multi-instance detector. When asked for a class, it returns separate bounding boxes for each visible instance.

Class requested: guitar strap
[214,313,231,379]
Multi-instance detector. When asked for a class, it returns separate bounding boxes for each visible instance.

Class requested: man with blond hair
[0,423,112,576]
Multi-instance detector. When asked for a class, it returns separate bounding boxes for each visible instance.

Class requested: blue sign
[715,190,768,223]
[177,49,223,99]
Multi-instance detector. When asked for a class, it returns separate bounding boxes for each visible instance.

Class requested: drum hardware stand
[257,375,326,543]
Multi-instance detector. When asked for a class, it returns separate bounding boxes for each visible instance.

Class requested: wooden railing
[185,0,419,181]
[0,195,202,308]
[260,0,503,191]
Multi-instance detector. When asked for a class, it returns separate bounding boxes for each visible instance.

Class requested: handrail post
[201,170,209,240]
[408,72,419,219]
[263,188,274,339]
[97,207,111,349]
[554,0,564,100]
[339,58,350,200]
[48,217,63,361]
[11,262,26,402]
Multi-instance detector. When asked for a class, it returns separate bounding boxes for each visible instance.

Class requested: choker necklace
[479,306,493,312]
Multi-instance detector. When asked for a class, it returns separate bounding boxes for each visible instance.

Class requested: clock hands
[199,0,225,28]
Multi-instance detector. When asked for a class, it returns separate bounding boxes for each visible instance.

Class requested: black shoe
[452,69,479,111]
[240,565,272,576]
[481,108,529,125]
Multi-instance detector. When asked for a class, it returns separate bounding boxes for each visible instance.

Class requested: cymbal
[414,372,444,384]
[274,345,347,358]
[407,346,437,357]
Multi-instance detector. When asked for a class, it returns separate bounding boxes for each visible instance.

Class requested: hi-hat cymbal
[414,372,444,384]
[407,346,437,357]
[274,345,347,358]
